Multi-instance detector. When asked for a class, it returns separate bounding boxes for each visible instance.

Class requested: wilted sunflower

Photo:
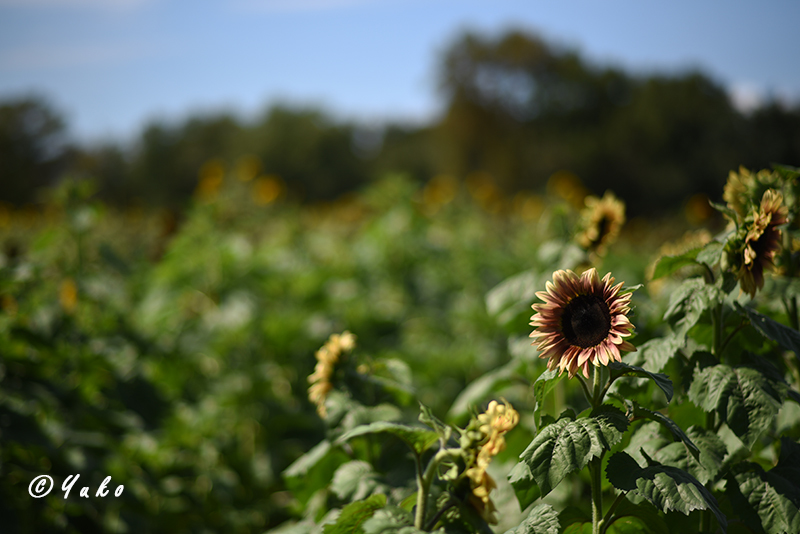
[308,331,357,417]
[737,189,788,297]
[723,166,781,219]
[530,268,635,379]
[464,400,519,524]
[576,191,625,257]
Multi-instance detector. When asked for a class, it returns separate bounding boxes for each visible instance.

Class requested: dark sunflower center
[561,294,612,348]
[591,216,611,247]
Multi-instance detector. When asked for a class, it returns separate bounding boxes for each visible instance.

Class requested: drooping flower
[723,166,781,219]
[307,331,356,417]
[530,268,635,379]
[464,400,519,524]
[737,189,788,297]
[576,191,626,257]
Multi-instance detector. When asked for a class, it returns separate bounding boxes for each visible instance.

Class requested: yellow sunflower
[738,189,788,297]
[576,191,626,257]
[530,268,635,379]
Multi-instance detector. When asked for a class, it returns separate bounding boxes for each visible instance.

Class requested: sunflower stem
[578,374,594,408]
[590,456,604,534]
[592,365,604,407]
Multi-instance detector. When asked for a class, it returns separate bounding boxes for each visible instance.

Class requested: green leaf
[726,442,800,534]
[330,460,384,501]
[419,403,451,442]
[609,362,673,403]
[652,247,702,280]
[517,405,628,496]
[340,404,403,432]
[323,494,387,534]
[284,440,350,506]
[688,364,787,449]
[649,427,727,485]
[361,506,425,534]
[734,302,800,358]
[503,503,560,534]
[709,200,739,224]
[606,451,727,532]
[338,421,439,456]
[447,360,519,422]
[508,461,542,511]
[696,241,724,268]
[663,278,721,338]
[532,369,562,429]
[623,401,698,456]
[631,333,685,372]
[605,500,669,534]
[486,269,540,327]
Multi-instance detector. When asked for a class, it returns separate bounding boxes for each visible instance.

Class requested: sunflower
[576,191,625,257]
[530,268,635,379]
[723,166,781,219]
[308,331,357,417]
[737,189,788,297]
[464,400,519,524]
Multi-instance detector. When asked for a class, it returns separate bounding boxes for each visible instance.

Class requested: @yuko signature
[28,475,124,499]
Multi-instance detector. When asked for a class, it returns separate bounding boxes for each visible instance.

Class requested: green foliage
[502,504,560,534]
[688,364,787,449]
[515,406,628,497]
[606,451,726,532]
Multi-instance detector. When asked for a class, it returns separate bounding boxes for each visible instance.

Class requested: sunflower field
[1,164,800,534]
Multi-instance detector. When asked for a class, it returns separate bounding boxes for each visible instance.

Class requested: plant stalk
[590,457,603,534]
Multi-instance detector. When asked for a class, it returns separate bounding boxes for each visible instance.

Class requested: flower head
[465,400,518,524]
[723,166,781,219]
[737,189,788,297]
[307,331,356,417]
[576,191,625,257]
[530,268,635,379]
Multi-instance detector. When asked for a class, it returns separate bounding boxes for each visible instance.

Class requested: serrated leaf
[650,427,727,485]
[624,401,698,455]
[726,453,800,534]
[734,302,800,358]
[503,503,560,534]
[709,200,739,224]
[609,362,673,403]
[663,278,721,338]
[696,241,724,268]
[284,440,350,506]
[419,403,451,442]
[631,333,685,372]
[652,248,702,280]
[338,422,438,456]
[517,405,628,496]
[606,451,727,532]
[688,364,787,449]
[532,369,561,429]
[323,494,387,534]
[508,461,542,511]
[361,506,423,534]
[331,460,384,501]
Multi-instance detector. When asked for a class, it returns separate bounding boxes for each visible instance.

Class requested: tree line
[2,29,799,216]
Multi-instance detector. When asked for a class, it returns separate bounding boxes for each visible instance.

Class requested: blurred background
[1,1,799,533]
[1,0,799,214]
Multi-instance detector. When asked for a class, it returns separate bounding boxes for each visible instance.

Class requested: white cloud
[729,81,764,114]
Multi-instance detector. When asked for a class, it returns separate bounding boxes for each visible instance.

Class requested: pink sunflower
[530,268,635,379]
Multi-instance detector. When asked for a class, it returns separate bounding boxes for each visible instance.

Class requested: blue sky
[1,0,799,144]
